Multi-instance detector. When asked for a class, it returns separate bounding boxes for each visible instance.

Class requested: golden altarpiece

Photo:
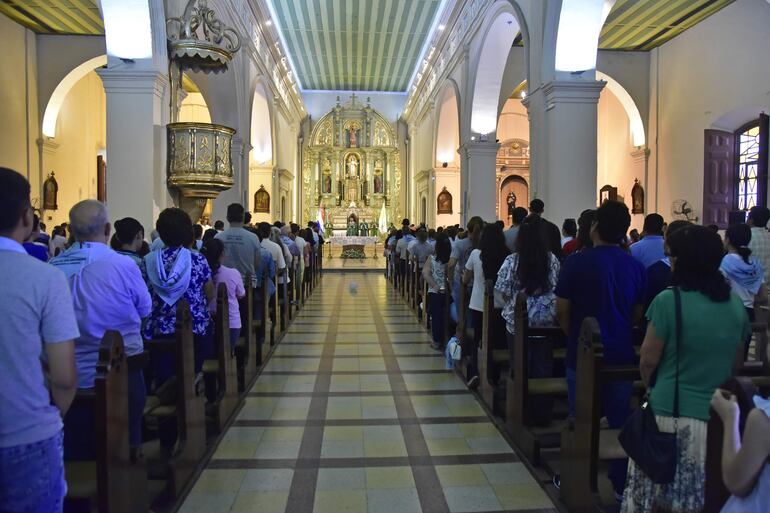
[303,95,400,234]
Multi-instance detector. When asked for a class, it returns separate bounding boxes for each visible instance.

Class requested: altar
[301,94,401,231]
[327,235,379,260]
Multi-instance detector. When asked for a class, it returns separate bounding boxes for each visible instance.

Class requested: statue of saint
[323,174,332,194]
[507,191,517,217]
[347,155,359,178]
[349,128,358,148]
[359,221,368,236]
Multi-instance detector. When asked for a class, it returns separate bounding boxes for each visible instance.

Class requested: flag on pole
[378,202,388,235]
[317,202,326,236]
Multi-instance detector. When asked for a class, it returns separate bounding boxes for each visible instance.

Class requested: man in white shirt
[50,199,151,454]
[258,222,286,276]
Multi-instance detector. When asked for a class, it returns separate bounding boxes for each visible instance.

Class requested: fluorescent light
[406,0,450,91]
[438,24,445,31]
[520,91,526,99]
[266,20,273,26]
[264,0,303,90]
[101,0,153,59]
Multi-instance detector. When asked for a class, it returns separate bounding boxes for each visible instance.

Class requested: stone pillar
[459,140,500,223]
[97,67,168,234]
[525,80,605,227]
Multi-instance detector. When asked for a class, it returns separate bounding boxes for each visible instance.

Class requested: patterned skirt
[621,415,707,513]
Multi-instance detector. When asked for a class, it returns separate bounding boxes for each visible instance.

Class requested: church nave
[179,273,556,513]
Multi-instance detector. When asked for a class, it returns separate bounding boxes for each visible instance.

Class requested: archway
[499,175,528,227]
[470,7,522,136]
[249,81,274,222]
[42,55,107,137]
[433,82,461,226]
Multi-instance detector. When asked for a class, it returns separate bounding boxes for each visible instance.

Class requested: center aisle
[179,273,558,513]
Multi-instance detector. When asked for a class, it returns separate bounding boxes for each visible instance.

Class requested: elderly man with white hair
[49,199,151,457]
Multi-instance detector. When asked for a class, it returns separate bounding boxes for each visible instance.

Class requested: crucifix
[350,93,358,105]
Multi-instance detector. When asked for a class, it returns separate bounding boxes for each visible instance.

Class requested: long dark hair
[434,232,451,264]
[516,216,551,296]
[668,225,731,302]
[201,238,225,276]
[479,222,509,280]
[725,223,753,264]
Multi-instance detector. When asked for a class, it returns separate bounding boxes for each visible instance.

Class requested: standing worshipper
[201,238,245,351]
[747,206,770,282]
[215,204,273,320]
[50,200,152,458]
[644,220,691,307]
[423,233,451,350]
[555,200,646,499]
[409,228,434,268]
[23,214,49,262]
[504,207,528,253]
[0,168,79,513]
[529,199,563,259]
[561,218,577,249]
[630,213,666,268]
[111,217,145,266]
[193,224,204,250]
[720,223,766,356]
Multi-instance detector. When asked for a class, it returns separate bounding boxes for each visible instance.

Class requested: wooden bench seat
[64,331,147,513]
[528,377,568,395]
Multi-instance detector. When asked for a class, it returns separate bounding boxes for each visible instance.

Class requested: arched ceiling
[269,0,443,91]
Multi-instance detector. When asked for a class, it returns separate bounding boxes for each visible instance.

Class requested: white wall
[179,92,211,123]
[43,72,106,227]
[302,90,407,124]
[650,0,770,220]
[0,15,39,192]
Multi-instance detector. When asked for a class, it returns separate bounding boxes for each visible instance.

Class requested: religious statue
[437,187,453,215]
[43,171,59,211]
[631,178,644,214]
[347,154,359,178]
[323,174,332,194]
[348,127,358,148]
[507,191,517,217]
[374,175,383,194]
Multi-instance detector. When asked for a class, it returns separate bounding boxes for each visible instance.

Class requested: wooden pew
[279,267,289,332]
[236,276,256,392]
[64,331,148,513]
[505,294,567,465]
[422,269,429,330]
[477,280,510,416]
[294,259,303,314]
[143,301,206,499]
[559,317,640,513]
[202,284,239,433]
[704,377,759,513]
[410,255,419,312]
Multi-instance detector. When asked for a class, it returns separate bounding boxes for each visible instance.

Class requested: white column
[97,68,168,235]
[525,80,605,227]
[459,140,500,223]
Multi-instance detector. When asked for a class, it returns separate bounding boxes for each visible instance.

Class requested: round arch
[250,80,273,164]
[595,71,645,146]
[433,80,461,167]
[554,0,616,73]
[42,55,107,137]
[470,2,523,135]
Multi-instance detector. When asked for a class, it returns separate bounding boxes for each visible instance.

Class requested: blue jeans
[429,292,446,347]
[0,431,65,513]
[567,367,632,495]
[229,328,241,353]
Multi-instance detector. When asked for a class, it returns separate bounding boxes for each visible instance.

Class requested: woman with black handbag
[621,225,750,512]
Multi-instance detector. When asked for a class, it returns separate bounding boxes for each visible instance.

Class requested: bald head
[69,200,110,243]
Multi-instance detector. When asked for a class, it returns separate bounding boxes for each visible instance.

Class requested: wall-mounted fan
[671,199,698,222]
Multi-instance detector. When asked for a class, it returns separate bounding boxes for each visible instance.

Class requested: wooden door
[702,129,734,229]
[97,155,106,202]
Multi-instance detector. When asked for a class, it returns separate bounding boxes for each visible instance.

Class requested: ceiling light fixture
[438,24,445,31]
[406,0,449,92]
[265,20,273,26]
[264,0,303,90]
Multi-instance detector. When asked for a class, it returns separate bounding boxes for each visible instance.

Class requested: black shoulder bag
[618,287,681,484]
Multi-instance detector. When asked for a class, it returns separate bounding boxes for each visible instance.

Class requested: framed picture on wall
[599,184,618,205]
[437,187,453,214]
[254,185,270,213]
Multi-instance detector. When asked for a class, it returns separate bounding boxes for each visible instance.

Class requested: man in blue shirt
[0,168,79,512]
[555,200,646,498]
[630,213,665,268]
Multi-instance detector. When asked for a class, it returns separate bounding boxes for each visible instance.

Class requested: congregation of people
[385,194,770,512]
[0,167,325,512]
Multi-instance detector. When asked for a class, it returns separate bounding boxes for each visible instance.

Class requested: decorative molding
[96,68,169,97]
[630,147,650,163]
[459,140,500,159]
[37,138,60,155]
[542,80,605,110]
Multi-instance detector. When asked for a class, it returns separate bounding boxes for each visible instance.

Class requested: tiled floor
[179,273,557,513]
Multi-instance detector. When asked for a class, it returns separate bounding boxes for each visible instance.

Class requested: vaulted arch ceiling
[269,0,444,91]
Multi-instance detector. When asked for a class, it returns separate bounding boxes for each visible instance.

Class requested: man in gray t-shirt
[215,204,263,279]
[0,168,79,511]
